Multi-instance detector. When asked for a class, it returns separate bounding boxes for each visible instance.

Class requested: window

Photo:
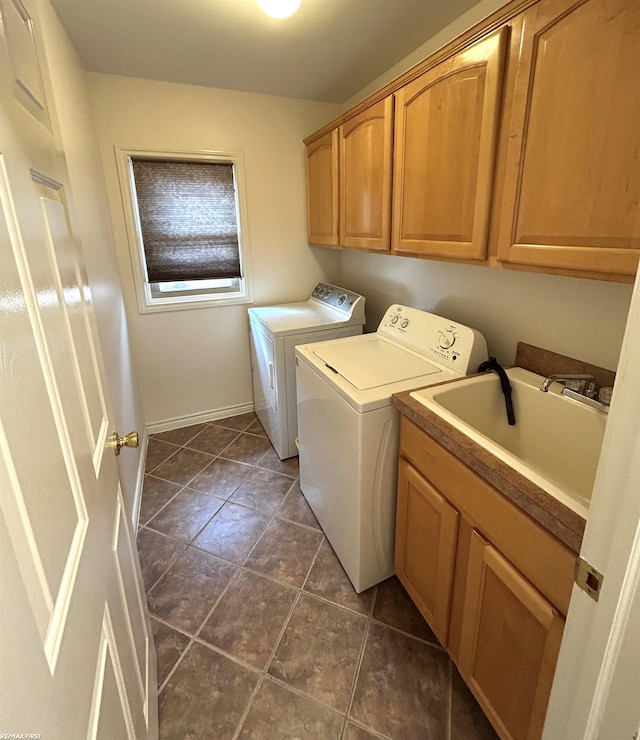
[116,148,252,312]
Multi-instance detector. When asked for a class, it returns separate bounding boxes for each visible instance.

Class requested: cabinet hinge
[574,557,604,602]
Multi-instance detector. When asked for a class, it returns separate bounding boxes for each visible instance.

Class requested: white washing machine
[295,304,487,592]
[248,283,365,460]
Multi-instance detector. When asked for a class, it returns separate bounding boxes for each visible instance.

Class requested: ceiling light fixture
[256,0,301,19]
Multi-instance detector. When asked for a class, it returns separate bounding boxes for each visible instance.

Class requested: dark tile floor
[138,411,498,740]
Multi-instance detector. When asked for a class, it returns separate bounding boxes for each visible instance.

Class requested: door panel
[0,0,155,735]
[395,460,459,645]
[392,27,507,260]
[3,0,51,128]
[306,129,339,246]
[459,530,565,739]
[0,164,90,670]
[113,492,150,719]
[89,608,137,740]
[339,96,393,250]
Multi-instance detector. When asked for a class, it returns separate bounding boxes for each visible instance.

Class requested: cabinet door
[459,530,565,740]
[395,459,459,646]
[392,27,507,261]
[496,0,640,279]
[306,129,339,246]
[339,96,394,251]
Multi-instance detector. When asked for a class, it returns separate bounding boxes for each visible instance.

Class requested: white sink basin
[410,367,608,519]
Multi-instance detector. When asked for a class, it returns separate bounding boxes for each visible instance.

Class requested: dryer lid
[313,337,441,390]
[249,302,355,335]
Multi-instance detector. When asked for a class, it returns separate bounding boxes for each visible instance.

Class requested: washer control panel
[311,282,364,319]
[379,305,487,374]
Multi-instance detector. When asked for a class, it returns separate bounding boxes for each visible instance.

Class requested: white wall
[334,0,633,372]
[38,0,145,518]
[341,252,632,370]
[89,75,342,428]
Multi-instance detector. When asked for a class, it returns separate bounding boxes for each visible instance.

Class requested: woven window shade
[131,159,241,282]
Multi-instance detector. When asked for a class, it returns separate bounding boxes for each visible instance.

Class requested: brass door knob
[112,430,139,456]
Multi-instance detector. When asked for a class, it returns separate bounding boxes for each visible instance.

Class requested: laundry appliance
[295,304,487,592]
[249,283,365,460]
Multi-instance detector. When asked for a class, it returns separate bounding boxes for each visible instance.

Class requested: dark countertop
[392,385,587,554]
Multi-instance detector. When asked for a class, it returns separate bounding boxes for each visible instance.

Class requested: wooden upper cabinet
[339,96,394,250]
[306,129,339,246]
[497,0,640,278]
[392,27,508,261]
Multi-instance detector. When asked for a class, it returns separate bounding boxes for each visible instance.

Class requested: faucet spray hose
[477,356,516,426]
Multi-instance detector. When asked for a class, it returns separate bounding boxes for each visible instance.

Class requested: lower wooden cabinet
[458,530,565,740]
[395,418,576,740]
[395,460,459,645]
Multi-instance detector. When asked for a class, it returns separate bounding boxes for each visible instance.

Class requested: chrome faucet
[539,374,610,413]
[539,374,597,395]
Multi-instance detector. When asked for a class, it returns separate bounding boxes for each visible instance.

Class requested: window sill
[135,290,253,314]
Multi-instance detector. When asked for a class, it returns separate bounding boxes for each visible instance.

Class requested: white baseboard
[146,402,255,435]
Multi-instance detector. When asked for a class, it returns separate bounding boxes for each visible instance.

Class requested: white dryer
[249,283,365,460]
[295,304,487,592]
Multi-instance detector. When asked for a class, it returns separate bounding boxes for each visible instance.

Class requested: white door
[0,0,156,737]
[543,268,640,737]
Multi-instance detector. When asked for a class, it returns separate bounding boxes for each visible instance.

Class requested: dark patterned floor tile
[244,518,323,588]
[210,412,258,432]
[200,569,296,669]
[372,576,438,644]
[193,502,271,564]
[151,618,190,687]
[269,593,367,712]
[137,527,186,592]
[305,540,374,615]
[258,448,299,477]
[350,622,450,738]
[230,467,295,515]
[245,418,267,437]
[153,423,208,447]
[185,424,240,455]
[148,546,236,634]
[145,438,180,474]
[139,476,182,526]
[188,457,252,498]
[238,678,343,739]
[276,480,321,529]
[219,433,272,465]
[151,447,215,487]
[158,642,258,740]
[451,667,498,739]
[146,488,225,544]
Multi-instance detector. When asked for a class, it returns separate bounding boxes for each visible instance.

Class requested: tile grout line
[231,673,267,740]
[341,618,373,739]
[230,527,324,739]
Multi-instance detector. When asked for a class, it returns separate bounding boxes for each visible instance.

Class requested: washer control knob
[400,319,409,329]
[337,293,347,306]
[390,315,399,325]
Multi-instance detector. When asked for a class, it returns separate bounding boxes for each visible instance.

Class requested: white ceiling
[50,0,485,103]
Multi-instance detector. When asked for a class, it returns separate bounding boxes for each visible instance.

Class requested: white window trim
[115,146,253,314]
